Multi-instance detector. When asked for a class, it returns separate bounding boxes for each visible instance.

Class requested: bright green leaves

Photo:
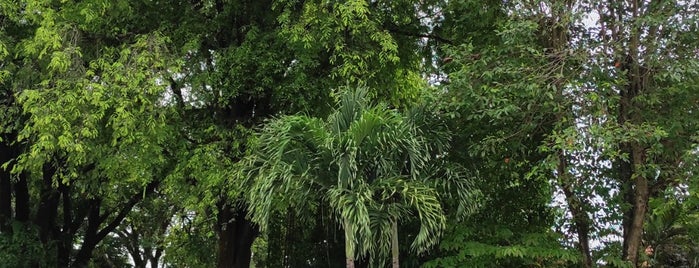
[27,22,63,60]
[336,0,370,27]
[426,226,579,267]
[16,30,174,188]
[276,0,400,83]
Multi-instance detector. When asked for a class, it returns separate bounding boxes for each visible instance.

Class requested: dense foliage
[1,0,697,268]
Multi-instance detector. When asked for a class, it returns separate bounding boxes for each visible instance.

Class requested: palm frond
[240,86,480,264]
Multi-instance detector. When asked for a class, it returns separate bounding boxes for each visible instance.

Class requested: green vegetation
[1,0,697,267]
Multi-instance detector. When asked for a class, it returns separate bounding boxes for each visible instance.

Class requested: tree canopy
[1,0,698,268]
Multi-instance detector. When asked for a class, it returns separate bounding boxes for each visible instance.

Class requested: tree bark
[14,174,29,222]
[151,247,163,268]
[623,146,649,266]
[344,218,355,268]
[283,208,295,267]
[72,180,160,267]
[216,200,259,268]
[560,188,593,268]
[0,141,12,231]
[618,14,649,261]
[0,163,11,231]
[346,258,355,268]
[557,152,593,268]
[619,143,635,260]
[36,163,60,244]
[71,198,103,268]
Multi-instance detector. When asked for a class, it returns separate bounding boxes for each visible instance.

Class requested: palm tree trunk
[391,220,399,268]
[344,218,355,268]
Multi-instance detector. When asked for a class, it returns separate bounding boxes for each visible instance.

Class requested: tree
[3,0,440,266]
[423,0,584,266]
[3,0,696,267]
[431,0,699,266]
[1,1,179,266]
[242,88,476,267]
[158,0,437,266]
[593,1,699,264]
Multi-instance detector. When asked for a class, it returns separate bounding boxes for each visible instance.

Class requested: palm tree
[241,88,477,267]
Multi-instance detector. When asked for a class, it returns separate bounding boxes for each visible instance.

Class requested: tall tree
[431,0,699,266]
[425,0,583,266]
[596,0,699,264]
[242,88,476,267]
[539,0,699,265]
[163,1,454,267]
[1,1,180,266]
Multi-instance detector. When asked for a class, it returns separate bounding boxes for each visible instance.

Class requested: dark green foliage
[0,223,54,267]
[1,0,698,267]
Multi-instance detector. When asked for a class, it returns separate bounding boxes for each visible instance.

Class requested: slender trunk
[36,163,60,244]
[618,24,648,263]
[0,141,12,230]
[118,228,142,268]
[621,1,651,264]
[73,180,160,267]
[618,83,637,262]
[0,165,10,230]
[283,208,294,267]
[391,220,399,268]
[539,3,590,264]
[619,144,635,259]
[57,184,72,266]
[623,146,649,266]
[72,199,102,268]
[14,174,29,222]
[216,200,259,268]
[562,188,593,268]
[344,218,355,268]
[149,211,169,268]
[134,238,146,268]
[557,152,593,268]
[73,241,98,268]
[151,247,163,268]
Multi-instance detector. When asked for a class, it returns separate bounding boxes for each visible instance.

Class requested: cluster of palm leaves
[644,199,699,267]
[238,88,477,267]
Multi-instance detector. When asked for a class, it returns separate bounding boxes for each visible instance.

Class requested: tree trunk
[0,163,11,230]
[72,199,103,268]
[557,152,593,268]
[623,146,649,266]
[619,143,635,260]
[14,174,29,222]
[36,163,60,244]
[0,141,12,231]
[216,200,259,268]
[344,218,355,268]
[561,189,593,268]
[619,1,652,264]
[391,220,399,268]
[346,258,355,268]
[73,180,160,267]
[617,25,648,263]
[283,208,295,267]
[151,247,163,268]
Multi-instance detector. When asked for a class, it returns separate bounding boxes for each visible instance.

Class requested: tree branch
[94,180,161,243]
